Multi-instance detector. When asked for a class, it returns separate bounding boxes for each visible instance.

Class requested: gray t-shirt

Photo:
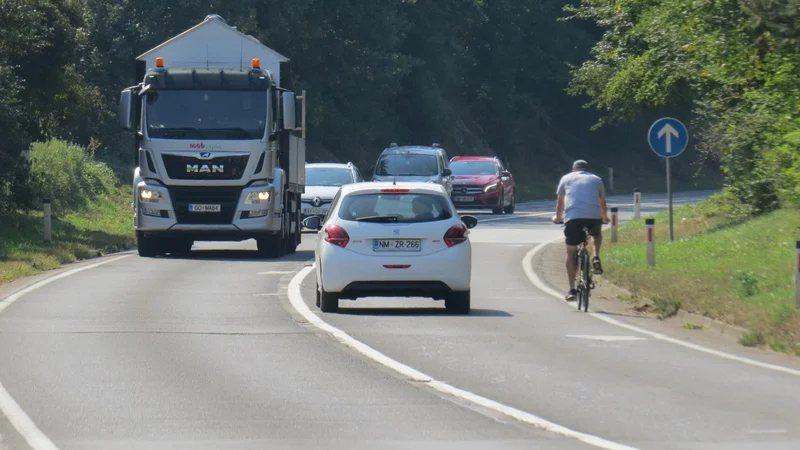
[556,171,605,222]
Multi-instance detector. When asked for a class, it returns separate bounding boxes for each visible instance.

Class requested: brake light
[383,264,411,269]
[444,224,468,247]
[381,188,410,193]
[323,225,349,248]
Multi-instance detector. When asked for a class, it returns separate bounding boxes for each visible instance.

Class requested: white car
[303,182,477,314]
[302,162,363,221]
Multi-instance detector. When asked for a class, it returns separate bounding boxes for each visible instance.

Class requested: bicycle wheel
[576,250,587,311]
[581,253,591,312]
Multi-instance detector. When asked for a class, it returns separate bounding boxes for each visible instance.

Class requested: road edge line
[522,239,800,378]
[287,265,639,450]
[0,254,132,450]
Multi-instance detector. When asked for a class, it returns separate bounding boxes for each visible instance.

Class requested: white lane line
[258,271,294,275]
[0,254,131,450]
[745,429,788,434]
[253,293,279,297]
[567,335,646,342]
[523,239,800,378]
[287,266,638,450]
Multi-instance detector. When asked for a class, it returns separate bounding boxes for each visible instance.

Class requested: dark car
[449,156,515,214]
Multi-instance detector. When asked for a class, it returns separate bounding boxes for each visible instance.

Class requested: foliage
[566,0,800,212]
[29,139,117,213]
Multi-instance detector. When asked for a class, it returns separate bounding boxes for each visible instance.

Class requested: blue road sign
[648,117,688,158]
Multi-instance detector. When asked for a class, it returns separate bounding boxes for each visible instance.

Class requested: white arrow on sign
[657,123,679,154]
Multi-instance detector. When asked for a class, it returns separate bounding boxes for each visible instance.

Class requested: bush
[29,139,118,212]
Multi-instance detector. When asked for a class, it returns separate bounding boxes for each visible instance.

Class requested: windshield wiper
[158,127,207,139]
[356,215,401,223]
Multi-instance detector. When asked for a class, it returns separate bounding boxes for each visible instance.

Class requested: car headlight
[245,190,271,204]
[484,182,499,193]
[139,188,161,203]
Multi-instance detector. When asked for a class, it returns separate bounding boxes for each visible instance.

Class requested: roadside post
[610,207,619,243]
[633,188,641,219]
[647,118,689,242]
[43,198,52,243]
[645,218,655,266]
[796,241,800,309]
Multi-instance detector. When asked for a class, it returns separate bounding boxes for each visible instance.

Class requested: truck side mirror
[119,89,135,131]
[282,91,297,130]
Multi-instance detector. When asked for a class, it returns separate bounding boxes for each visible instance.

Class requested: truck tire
[137,232,160,258]
[257,235,285,258]
[445,290,471,314]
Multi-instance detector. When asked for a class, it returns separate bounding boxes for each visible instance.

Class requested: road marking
[253,293,279,297]
[288,266,638,450]
[745,429,787,434]
[258,271,294,275]
[567,335,646,342]
[0,254,131,450]
[523,239,800,378]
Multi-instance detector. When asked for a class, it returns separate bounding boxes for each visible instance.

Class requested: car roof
[340,181,447,196]
[380,146,443,156]
[305,162,353,169]
[451,156,497,162]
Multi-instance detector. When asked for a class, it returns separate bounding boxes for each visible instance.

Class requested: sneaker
[565,289,577,301]
[592,257,603,275]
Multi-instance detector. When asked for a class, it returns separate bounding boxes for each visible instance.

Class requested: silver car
[370,143,453,194]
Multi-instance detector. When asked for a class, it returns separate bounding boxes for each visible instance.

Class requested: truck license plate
[189,204,221,213]
[373,239,421,252]
[454,196,474,202]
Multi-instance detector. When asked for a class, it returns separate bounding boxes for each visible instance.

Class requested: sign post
[610,207,618,243]
[647,117,689,242]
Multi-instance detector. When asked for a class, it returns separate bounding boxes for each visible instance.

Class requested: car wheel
[315,281,321,307]
[445,290,470,314]
[504,194,515,214]
[492,194,504,215]
[319,288,339,313]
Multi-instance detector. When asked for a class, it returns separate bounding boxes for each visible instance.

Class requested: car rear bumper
[319,243,471,296]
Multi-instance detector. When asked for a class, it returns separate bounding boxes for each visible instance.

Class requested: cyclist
[551,160,609,301]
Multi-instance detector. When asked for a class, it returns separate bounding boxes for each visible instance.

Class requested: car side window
[323,190,342,223]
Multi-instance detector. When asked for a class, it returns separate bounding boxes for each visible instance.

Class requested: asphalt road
[2,189,800,450]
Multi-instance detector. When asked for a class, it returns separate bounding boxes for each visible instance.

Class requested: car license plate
[453,196,474,202]
[189,204,221,213]
[303,208,328,215]
[373,239,421,252]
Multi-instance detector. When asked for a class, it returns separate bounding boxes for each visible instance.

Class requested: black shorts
[564,218,602,246]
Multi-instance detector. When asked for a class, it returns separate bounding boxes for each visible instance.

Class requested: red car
[449,156,515,214]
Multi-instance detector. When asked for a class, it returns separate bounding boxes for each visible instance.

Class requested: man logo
[186,164,224,174]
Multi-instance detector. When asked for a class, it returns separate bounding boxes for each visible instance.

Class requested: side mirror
[302,215,323,231]
[119,89,134,130]
[281,91,297,130]
[501,171,512,178]
[461,215,478,229]
[441,168,453,177]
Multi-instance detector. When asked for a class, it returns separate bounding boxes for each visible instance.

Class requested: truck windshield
[145,90,267,140]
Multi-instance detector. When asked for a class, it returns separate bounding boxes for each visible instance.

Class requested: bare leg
[593,233,603,259]
[566,245,578,289]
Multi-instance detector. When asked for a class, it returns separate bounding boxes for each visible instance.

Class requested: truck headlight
[139,188,161,203]
[245,190,271,204]
[484,182,499,193]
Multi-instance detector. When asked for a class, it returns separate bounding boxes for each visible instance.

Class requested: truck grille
[169,186,242,224]
[162,154,250,180]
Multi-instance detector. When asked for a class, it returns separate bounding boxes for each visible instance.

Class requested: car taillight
[324,225,349,248]
[444,224,468,247]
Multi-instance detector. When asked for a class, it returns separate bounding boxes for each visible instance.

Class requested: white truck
[118,14,306,258]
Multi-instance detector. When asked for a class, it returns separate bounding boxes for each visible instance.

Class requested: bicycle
[553,221,594,312]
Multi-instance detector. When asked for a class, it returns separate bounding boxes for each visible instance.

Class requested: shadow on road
[336,306,513,317]
[163,249,314,263]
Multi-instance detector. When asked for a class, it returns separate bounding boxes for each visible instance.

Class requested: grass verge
[604,195,800,356]
[0,187,134,285]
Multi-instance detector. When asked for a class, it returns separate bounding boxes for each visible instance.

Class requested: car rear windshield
[450,161,497,175]
[338,193,453,223]
[375,154,439,176]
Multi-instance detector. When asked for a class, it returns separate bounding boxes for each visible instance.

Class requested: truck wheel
[137,232,160,258]
[319,289,339,313]
[257,235,285,258]
[445,290,471,314]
